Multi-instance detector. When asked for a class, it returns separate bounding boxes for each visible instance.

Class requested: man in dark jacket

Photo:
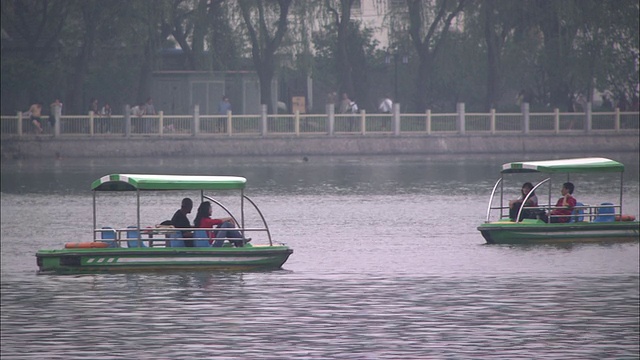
[171,198,194,246]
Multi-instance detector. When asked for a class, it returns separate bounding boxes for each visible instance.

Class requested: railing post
[227,110,233,136]
[295,110,300,136]
[17,112,23,137]
[260,105,267,136]
[327,104,335,136]
[124,105,131,137]
[522,102,529,134]
[54,106,61,137]
[158,111,164,136]
[614,107,620,132]
[426,109,431,135]
[554,108,560,134]
[360,110,366,135]
[393,103,400,136]
[89,111,95,137]
[585,102,592,133]
[193,104,199,137]
[457,102,465,135]
[490,108,496,134]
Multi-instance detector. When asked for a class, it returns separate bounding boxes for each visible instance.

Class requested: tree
[407,0,466,112]
[209,0,241,70]
[65,0,102,113]
[581,0,639,107]
[169,0,208,70]
[0,0,69,111]
[239,0,292,113]
[482,0,506,110]
[325,0,355,98]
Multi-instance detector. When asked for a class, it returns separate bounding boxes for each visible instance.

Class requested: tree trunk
[335,0,354,97]
[414,53,431,112]
[66,3,98,114]
[257,60,275,113]
[239,0,291,114]
[484,0,500,111]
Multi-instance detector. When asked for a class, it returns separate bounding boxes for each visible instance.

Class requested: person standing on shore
[378,96,393,114]
[143,97,156,133]
[89,98,99,113]
[100,102,112,133]
[144,97,156,115]
[339,93,351,114]
[26,102,43,133]
[217,96,231,132]
[49,99,63,129]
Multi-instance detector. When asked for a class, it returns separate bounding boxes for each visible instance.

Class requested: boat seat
[168,231,186,247]
[193,230,212,247]
[100,226,119,248]
[593,202,615,223]
[569,202,585,223]
[127,226,148,248]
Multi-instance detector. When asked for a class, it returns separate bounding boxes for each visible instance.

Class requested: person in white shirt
[378,97,393,113]
[130,104,145,116]
[349,100,358,114]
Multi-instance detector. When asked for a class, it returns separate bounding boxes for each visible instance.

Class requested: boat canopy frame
[90,174,272,246]
[486,158,625,222]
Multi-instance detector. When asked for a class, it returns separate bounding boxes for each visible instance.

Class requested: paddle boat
[36,174,293,274]
[478,157,639,244]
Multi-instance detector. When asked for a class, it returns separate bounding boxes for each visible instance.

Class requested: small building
[151,70,263,115]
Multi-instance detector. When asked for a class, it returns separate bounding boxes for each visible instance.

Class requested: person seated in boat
[508,182,539,221]
[539,182,577,223]
[193,201,246,247]
[171,198,194,246]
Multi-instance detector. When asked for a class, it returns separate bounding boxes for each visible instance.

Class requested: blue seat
[168,231,186,247]
[100,226,119,248]
[569,202,585,223]
[593,202,615,223]
[127,226,147,248]
[193,230,211,247]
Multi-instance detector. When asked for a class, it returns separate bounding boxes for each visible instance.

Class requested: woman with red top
[193,201,246,247]
[539,182,577,223]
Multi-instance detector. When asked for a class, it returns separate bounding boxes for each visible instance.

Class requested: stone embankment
[1,133,638,159]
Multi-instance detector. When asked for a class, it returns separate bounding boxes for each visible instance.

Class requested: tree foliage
[239,0,292,113]
[407,0,467,112]
[1,0,638,115]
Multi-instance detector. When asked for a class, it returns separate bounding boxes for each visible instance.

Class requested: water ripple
[1,274,638,359]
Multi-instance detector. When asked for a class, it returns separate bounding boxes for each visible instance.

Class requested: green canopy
[501,157,624,174]
[91,174,247,191]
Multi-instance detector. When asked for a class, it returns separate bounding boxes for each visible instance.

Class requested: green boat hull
[36,246,293,274]
[478,219,640,245]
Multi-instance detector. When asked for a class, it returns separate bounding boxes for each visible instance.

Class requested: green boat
[478,157,640,244]
[36,174,293,274]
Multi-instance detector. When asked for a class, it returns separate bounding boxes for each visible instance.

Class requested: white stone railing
[1,103,638,138]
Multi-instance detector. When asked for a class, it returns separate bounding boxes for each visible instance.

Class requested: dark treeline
[1,0,638,115]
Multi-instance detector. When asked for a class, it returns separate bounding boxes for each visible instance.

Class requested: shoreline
[1,133,638,159]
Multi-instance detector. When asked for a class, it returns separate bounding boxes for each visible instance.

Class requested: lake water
[1,154,639,359]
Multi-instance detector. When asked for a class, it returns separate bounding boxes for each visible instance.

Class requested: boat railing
[485,178,503,222]
[489,177,626,223]
[202,194,274,246]
[498,202,622,223]
[514,178,550,222]
[93,226,272,248]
